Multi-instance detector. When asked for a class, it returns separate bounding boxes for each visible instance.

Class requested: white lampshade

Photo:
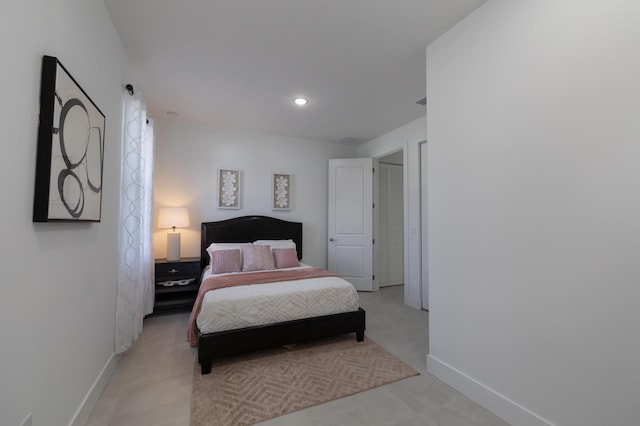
[158,207,189,261]
[158,207,190,230]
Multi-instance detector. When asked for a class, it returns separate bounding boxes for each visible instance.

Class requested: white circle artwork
[274,175,289,208]
[221,171,237,207]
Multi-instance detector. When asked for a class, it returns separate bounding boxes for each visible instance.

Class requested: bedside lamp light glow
[158,207,190,261]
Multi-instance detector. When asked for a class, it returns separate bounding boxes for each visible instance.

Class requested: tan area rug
[190,335,419,426]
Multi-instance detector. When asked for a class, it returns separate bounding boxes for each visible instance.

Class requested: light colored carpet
[190,335,419,426]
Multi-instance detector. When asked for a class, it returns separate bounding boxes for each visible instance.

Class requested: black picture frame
[33,55,105,222]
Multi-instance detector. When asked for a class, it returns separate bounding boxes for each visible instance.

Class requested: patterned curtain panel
[115,89,155,353]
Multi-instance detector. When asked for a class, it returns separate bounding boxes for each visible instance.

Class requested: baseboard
[68,352,121,426]
[426,354,554,426]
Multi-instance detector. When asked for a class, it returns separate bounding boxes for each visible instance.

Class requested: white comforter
[196,264,359,334]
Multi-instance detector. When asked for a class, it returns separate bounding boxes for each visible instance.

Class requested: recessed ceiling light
[293,97,308,106]
[166,111,179,117]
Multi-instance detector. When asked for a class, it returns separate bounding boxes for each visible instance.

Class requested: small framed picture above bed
[218,169,241,209]
[272,173,292,210]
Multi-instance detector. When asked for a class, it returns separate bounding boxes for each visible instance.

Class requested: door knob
[329,238,335,242]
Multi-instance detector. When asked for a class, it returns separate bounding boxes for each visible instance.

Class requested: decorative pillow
[207,242,248,265]
[241,244,275,272]
[253,239,296,250]
[272,248,300,269]
[209,249,242,274]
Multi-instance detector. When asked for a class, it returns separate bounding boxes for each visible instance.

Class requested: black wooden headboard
[200,216,303,270]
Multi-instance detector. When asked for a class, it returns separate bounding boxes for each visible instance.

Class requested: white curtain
[115,88,155,353]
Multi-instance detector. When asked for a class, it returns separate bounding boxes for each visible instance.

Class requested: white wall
[358,116,426,308]
[426,2,640,425]
[0,1,129,425]
[153,119,356,268]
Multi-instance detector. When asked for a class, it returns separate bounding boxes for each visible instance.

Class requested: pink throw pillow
[241,244,275,272]
[273,248,300,269]
[210,249,241,274]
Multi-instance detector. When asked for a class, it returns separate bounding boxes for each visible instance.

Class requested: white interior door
[328,158,373,291]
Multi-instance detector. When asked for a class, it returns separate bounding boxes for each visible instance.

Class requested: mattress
[196,264,360,334]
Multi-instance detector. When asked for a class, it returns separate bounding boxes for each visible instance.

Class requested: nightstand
[154,257,201,314]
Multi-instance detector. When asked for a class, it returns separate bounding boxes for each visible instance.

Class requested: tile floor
[86,286,509,425]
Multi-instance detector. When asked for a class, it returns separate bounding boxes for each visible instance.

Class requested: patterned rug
[190,335,419,426]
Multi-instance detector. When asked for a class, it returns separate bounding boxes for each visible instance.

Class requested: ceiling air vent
[415,96,427,106]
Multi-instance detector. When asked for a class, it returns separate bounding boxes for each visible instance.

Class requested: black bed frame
[197,215,366,374]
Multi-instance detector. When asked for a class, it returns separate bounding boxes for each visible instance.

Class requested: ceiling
[104,0,485,145]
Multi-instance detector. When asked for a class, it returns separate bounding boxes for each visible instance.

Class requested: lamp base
[166,232,181,261]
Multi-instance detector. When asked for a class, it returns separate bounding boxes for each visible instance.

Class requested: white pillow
[207,242,249,265]
[253,239,296,251]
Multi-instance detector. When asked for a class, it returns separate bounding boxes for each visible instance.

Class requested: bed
[190,215,366,374]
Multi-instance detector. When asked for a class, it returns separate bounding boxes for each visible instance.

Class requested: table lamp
[158,207,190,261]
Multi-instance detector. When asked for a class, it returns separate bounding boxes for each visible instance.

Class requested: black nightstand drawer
[156,259,200,281]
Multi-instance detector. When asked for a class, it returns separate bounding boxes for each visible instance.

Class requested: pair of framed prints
[218,169,292,211]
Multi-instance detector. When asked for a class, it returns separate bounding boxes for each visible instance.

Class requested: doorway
[419,141,429,310]
[375,150,404,290]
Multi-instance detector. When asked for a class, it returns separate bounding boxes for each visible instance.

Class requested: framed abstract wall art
[33,55,105,222]
[218,169,241,209]
[272,173,292,210]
